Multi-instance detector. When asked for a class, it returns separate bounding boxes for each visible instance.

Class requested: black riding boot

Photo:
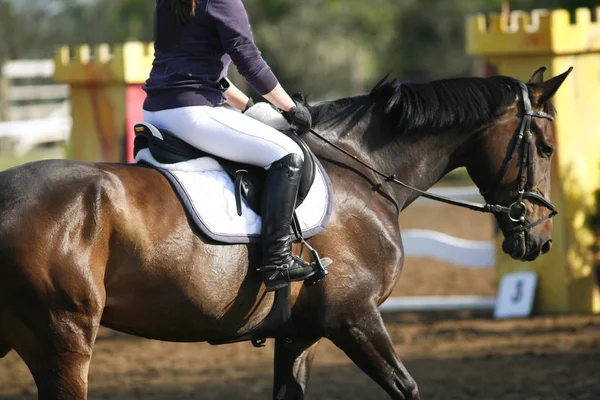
[258,153,319,292]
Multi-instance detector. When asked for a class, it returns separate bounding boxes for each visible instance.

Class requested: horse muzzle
[502,232,553,261]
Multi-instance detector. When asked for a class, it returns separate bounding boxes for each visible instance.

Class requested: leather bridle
[307,82,558,235]
[479,82,557,234]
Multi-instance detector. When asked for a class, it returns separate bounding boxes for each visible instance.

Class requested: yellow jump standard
[467,8,600,314]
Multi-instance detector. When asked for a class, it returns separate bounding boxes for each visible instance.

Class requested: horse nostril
[541,239,552,255]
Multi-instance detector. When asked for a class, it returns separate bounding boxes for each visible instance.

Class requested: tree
[248,0,397,98]
[1,0,598,98]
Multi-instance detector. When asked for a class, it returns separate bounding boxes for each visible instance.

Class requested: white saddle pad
[135,148,333,244]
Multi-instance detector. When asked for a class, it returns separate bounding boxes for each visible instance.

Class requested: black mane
[312,75,533,136]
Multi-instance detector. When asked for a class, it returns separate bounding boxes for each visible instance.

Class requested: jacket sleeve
[207,0,279,95]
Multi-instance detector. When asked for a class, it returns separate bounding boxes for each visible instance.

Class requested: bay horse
[0,67,570,400]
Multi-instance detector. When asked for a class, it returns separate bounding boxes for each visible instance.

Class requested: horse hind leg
[9,307,101,400]
[2,261,105,399]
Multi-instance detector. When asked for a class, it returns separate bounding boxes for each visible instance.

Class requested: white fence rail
[0,59,71,154]
[402,229,495,268]
[9,84,69,102]
[0,117,71,156]
[380,296,496,313]
[414,186,484,205]
[380,186,497,313]
[2,59,54,78]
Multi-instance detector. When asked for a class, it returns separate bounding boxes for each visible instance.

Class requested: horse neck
[311,76,525,210]
[352,122,479,210]
[310,95,488,210]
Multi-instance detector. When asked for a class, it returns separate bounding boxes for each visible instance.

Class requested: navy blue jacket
[143,0,278,111]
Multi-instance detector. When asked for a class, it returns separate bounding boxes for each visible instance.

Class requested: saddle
[132,111,327,347]
[133,121,317,217]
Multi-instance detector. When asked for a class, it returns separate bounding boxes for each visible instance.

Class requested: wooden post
[53,42,153,163]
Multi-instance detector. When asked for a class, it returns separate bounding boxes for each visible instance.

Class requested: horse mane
[311,75,554,136]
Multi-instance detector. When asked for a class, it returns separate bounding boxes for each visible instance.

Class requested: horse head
[466,67,572,261]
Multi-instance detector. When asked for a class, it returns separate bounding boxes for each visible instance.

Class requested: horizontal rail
[1,60,67,122]
[0,116,71,137]
[8,84,69,101]
[2,59,54,79]
[402,229,495,268]
[387,229,497,313]
[0,116,71,155]
[6,103,69,120]
[415,186,483,205]
[380,296,496,313]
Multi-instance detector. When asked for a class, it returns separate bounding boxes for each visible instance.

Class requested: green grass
[0,145,65,171]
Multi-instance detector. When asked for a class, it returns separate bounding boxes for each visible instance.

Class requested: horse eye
[540,144,554,157]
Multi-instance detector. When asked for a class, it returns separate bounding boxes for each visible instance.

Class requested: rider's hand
[283,100,312,134]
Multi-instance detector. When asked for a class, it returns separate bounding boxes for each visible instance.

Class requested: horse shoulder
[308,164,404,309]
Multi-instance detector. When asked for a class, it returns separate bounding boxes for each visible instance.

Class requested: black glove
[283,100,312,134]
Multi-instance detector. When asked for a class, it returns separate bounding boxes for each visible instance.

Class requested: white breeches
[142,106,303,169]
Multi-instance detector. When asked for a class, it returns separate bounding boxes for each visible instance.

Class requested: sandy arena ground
[1,203,599,399]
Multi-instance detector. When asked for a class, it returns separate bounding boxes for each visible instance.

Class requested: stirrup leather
[291,212,329,285]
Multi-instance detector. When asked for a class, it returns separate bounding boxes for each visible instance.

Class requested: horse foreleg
[328,306,420,400]
[272,337,320,400]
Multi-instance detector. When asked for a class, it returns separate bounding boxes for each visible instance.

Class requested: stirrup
[305,256,332,285]
[290,212,329,285]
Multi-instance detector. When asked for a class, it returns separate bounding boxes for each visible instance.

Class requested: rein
[308,82,558,232]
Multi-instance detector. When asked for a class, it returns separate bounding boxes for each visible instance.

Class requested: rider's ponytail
[169,0,198,26]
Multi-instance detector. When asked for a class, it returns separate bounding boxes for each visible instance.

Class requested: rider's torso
[143,0,278,112]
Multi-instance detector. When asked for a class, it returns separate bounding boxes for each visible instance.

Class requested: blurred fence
[381,187,497,313]
[0,59,71,155]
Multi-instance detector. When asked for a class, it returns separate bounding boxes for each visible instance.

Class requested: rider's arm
[263,84,295,112]
[221,78,252,112]
[209,0,296,112]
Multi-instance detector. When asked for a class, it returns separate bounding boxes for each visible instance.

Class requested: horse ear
[535,67,573,105]
[527,66,546,84]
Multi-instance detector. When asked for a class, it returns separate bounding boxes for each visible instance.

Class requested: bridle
[479,82,557,234]
[307,82,558,235]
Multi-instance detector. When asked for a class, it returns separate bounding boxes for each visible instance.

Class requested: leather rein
[307,82,558,234]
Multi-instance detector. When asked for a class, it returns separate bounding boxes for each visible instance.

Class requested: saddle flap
[134,147,334,244]
[133,118,317,213]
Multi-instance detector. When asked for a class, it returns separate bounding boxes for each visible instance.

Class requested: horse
[0,66,570,400]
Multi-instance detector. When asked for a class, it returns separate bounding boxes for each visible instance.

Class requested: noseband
[307,82,558,234]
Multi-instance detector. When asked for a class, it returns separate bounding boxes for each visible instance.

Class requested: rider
[142,0,324,291]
